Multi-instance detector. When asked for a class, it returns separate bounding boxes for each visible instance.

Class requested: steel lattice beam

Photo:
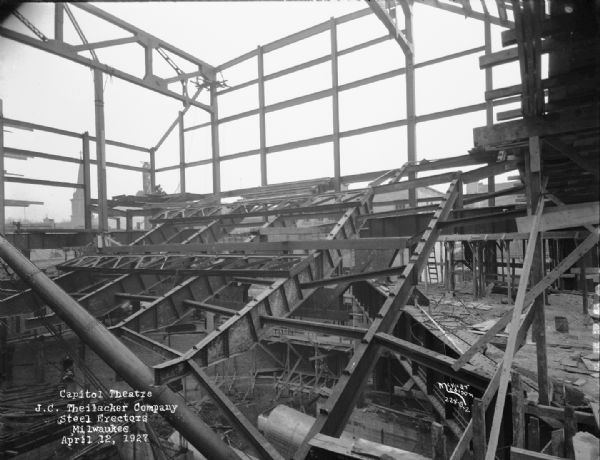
[293,177,460,459]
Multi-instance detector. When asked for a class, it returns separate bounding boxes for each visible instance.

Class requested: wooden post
[527,416,540,452]
[557,240,564,290]
[472,242,479,298]
[500,241,505,283]
[479,242,486,296]
[563,406,576,459]
[449,241,455,292]
[550,429,564,457]
[210,83,220,197]
[484,18,495,206]
[579,250,589,315]
[506,241,513,300]
[0,99,6,235]
[511,372,525,448]
[178,111,186,194]
[484,195,545,460]
[82,132,92,230]
[443,242,449,289]
[257,46,267,186]
[387,354,393,405]
[431,422,447,460]
[93,70,108,234]
[472,398,487,459]
[526,136,549,405]
[330,18,341,192]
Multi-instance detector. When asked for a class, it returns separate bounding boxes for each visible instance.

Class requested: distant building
[372,186,446,212]
[70,164,85,228]
[465,180,523,208]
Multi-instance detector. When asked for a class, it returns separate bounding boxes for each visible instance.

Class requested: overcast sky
[0,1,521,222]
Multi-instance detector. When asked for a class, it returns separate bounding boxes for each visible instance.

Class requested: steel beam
[153,196,371,385]
[293,179,460,459]
[82,132,92,230]
[374,332,488,390]
[94,70,109,234]
[330,19,341,191]
[0,27,212,111]
[100,237,413,254]
[119,276,227,332]
[260,316,366,340]
[0,100,4,234]
[0,234,239,460]
[71,3,215,78]
[258,46,267,186]
[178,111,186,193]
[210,83,221,196]
[150,201,360,224]
[299,265,407,289]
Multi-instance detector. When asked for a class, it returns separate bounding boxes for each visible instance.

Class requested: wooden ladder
[427,251,439,285]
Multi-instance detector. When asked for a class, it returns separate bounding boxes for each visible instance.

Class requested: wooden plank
[473,115,600,147]
[472,398,487,459]
[484,196,545,460]
[516,202,600,232]
[512,373,525,448]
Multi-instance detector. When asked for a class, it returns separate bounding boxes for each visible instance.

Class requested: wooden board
[516,202,599,232]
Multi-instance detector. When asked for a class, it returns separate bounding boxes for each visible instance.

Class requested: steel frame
[0,2,516,235]
[2,3,597,460]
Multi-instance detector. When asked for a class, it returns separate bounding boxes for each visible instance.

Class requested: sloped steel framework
[1,2,599,460]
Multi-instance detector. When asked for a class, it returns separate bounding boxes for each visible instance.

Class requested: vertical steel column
[403,1,417,207]
[144,46,153,80]
[82,132,92,230]
[54,3,64,41]
[0,100,4,234]
[484,19,496,206]
[178,111,186,194]
[210,83,221,197]
[149,147,156,191]
[93,69,109,234]
[258,46,267,186]
[0,235,239,460]
[330,18,341,192]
